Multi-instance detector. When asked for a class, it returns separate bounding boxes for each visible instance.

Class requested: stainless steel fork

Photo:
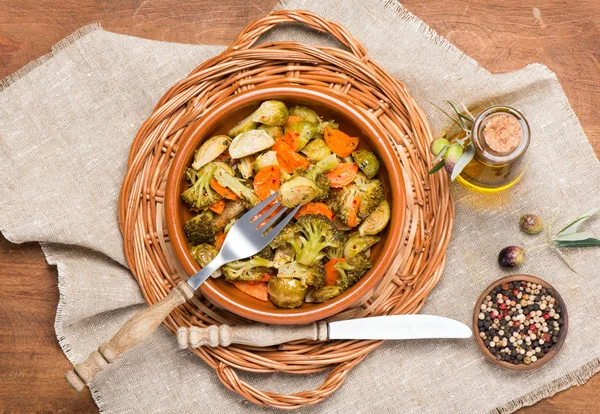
[65,192,299,391]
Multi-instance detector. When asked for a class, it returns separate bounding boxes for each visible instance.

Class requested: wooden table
[0,1,598,412]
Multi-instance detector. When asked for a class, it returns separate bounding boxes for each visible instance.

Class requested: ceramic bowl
[472,274,568,371]
[165,86,406,324]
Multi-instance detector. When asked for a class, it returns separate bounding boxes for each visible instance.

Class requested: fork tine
[246,192,278,218]
[254,201,281,227]
[263,205,301,243]
[259,206,288,231]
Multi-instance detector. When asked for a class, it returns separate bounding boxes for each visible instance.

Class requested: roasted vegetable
[352,149,380,179]
[256,245,275,261]
[251,100,289,126]
[277,261,325,289]
[183,210,215,245]
[343,234,380,259]
[304,153,339,181]
[258,124,283,138]
[334,176,384,226]
[278,176,318,208]
[284,121,317,151]
[192,135,231,170]
[272,245,296,269]
[313,173,332,202]
[269,223,299,249]
[229,129,275,159]
[301,138,331,162]
[254,151,279,172]
[289,214,345,266]
[189,243,221,278]
[222,257,273,281]
[289,105,320,125]
[267,277,307,308]
[316,119,339,135]
[312,285,343,303]
[213,167,260,207]
[324,126,359,157]
[214,200,246,232]
[333,254,372,290]
[228,114,258,138]
[237,155,255,179]
[181,163,222,210]
[358,200,390,236]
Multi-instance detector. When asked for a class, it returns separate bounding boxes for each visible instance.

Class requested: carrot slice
[347,195,361,227]
[325,258,345,286]
[253,165,281,200]
[215,231,226,250]
[232,281,269,301]
[282,128,300,152]
[210,178,239,200]
[273,140,310,173]
[324,126,359,157]
[284,116,304,128]
[208,199,225,214]
[327,163,359,188]
[295,202,334,221]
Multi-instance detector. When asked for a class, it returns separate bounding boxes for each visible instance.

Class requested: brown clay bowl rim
[165,85,406,325]
[472,274,568,371]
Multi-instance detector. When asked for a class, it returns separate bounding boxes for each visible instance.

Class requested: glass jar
[456,106,531,193]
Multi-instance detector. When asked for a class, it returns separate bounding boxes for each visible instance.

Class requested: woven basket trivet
[118,10,454,409]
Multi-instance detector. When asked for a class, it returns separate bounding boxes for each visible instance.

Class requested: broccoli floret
[278,261,325,289]
[189,243,222,278]
[269,223,299,249]
[289,214,345,266]
[256,245,275,260]
[272,245,296,268]
[213,167,260,207]
[183,210,215,245]
[181,164,222,210]
[222,257,274,281]
[334,254,372,291]
[304,153,339,181]
[325,232,348,259]
[312,285,344,303]
[312,173,331,202]
[335,177,384,226]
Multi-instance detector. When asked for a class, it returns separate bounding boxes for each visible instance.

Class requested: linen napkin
[1,0,600,413]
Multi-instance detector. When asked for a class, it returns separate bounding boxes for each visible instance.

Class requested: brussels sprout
[301,138,331,162]
[344,234,380,259]
[273,245,295,268]
[228,129,275,159]
[191,135,231,170]
[251,100,289,126]
[358,200,390,236]
[227,114,258,138]
[268,277,307,308]
[213,161,235,176]
[284,121,317,151]
[352,150,380,179]
[190,244,222,278]
[278,176,318,208]
[289,105,320,125]
[316,119,339,135]
[254,151,279,172]
[312,286,343,303]
[237,155,254,179]
[258,124,283,138]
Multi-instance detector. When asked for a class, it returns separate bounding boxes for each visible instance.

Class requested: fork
[65,193,299,391]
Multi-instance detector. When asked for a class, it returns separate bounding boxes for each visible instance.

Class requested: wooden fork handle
[65,281,194,391]
[176,322,328,348]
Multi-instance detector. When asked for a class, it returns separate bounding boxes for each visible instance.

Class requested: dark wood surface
[0,1,598,412]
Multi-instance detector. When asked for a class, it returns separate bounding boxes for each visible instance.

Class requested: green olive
[430,138,450,156]
[284,121,317,151]
[251,100,289,126]
[520,214,544,234]
[268,277,307,308]
[352,150,380,179]
[289,105,320,125]
[443,144,464,174]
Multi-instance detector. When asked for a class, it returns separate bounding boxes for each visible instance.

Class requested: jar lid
[472,106,531,165]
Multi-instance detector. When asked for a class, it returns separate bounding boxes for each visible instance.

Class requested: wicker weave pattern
[118,10,454,409]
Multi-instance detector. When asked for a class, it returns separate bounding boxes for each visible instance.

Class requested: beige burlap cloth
[2,0,600,412]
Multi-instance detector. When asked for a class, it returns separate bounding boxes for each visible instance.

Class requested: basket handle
[229,9,369,61]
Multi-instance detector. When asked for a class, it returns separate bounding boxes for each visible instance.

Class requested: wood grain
[0,0,598,412]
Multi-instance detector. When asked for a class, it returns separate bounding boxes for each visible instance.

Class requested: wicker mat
[1,0,600,413]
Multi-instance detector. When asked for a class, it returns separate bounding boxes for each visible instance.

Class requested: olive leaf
[553,232,594,242]
[554,238,600,248]
[428,160,446,174]
[450,143,475,181]
[429,101,465,132]
[446,100,474,126]
[556,207,599,236]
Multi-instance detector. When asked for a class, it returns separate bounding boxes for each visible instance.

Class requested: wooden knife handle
[176,322,328,348]
[65,282,194,391]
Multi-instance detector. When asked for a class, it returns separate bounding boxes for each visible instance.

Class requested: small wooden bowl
[472,274,568,371]
[166,86,406,325]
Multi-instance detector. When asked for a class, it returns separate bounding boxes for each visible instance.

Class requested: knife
[176,315,472,348]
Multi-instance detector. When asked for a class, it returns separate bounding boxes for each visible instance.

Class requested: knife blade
[327,315,472,340]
